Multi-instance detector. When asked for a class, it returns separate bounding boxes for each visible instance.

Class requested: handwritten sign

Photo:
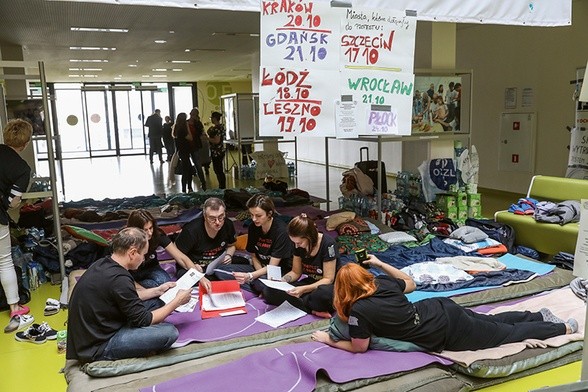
[261,0,340,69]
[341,8,416,72]
[250,150,288,179]
[259,65,336,136]
[339,69,414,136]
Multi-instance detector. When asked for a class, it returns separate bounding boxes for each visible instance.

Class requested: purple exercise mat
[142,342,452,392]
[166,296,321,347]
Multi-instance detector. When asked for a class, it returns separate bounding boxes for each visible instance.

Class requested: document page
[202,291,246,311]
[259,278,295,292]
[266,265,282,281]
[205,251,227,275]
[160,268,204,304]
[255,301,307,328]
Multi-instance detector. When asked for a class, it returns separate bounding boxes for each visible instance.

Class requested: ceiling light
[83,75,98,78]
[184,48,225,52]
[69,68,102,71]
[167,60,192,64]
[114,77,122,80]
[68,74,80,78]
[128,64,138,67]
[154,40,167,44]
[142,75,151,78]
[169,30,175,34]
[71,27,128,33]
[171,69,183,72]
[152,68,167,72]
[69,59,108,63]
[151,74,167,78]
[69,47,116,51]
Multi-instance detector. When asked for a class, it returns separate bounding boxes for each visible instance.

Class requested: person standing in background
[187,108,206,191]
[207,111,227,189]
[145,109,164,164]
[173,113,194,193]
[162,116,175,162]
[1,119,34,333]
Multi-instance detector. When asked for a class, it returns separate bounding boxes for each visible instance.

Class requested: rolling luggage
[355,147,388,193]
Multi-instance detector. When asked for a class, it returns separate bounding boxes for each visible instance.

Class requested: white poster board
[259,1,416,138]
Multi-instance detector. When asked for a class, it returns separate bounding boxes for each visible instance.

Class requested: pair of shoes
[10,305,30,318]
[44,298,61,316]
[15,322,53,344]
[4,314,35,333]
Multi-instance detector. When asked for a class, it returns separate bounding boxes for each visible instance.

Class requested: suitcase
[355,147,388,192]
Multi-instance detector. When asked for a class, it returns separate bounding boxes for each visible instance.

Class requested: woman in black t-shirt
[312,259,576,353]
[263,214,338,317]
[126,209,210,291]
[230,194,292,293]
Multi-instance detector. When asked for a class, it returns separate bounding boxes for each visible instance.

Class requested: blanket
[439,287,584,367]
[167,296,321,347]
[141,342,452,392]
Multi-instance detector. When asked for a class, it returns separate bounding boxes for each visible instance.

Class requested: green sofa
[494,175,587,255]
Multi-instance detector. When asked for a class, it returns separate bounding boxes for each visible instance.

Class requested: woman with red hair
[311,256,576,353]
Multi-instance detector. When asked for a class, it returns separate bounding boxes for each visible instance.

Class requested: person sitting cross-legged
[66,227,192,363]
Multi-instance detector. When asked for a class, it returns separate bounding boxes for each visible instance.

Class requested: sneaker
[4,314,35,333]
[15,325,47,344]
[44,300,61,316]
[35,322,57,340]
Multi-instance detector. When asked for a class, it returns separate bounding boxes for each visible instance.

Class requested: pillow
[235,234,248,250]
[62,225,109,246]
[336,217,370,236]
[326,211,356,231]
[379,231,418,245]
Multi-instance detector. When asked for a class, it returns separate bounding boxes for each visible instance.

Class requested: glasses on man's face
[205,214,225,224]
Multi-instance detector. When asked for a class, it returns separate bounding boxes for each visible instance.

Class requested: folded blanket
[438,287,584,366]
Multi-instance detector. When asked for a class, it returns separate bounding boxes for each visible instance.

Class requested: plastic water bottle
[57,330,67,354]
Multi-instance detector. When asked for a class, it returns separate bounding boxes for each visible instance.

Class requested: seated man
[175,197,238,278]
[66,227,191,363]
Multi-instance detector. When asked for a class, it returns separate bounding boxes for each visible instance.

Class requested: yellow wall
[198,80,252,128]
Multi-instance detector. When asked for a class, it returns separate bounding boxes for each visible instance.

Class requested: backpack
[465,218,516,253]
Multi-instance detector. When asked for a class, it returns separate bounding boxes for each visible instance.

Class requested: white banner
[259,65,336,136]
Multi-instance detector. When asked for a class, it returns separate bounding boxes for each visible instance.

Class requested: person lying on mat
[311,257,577,353]
[263,213,338,318]
[216,194,293,294]
[175,197,240,282]
[67,227,192,363]
[127,209,211,293]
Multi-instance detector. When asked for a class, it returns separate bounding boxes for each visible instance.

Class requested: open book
[159,268,204,304]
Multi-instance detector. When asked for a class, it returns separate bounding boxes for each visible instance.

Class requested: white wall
[456,0,587,193]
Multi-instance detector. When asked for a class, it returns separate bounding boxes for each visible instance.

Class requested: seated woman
[312,256,577,353]
[216,194,292,294]
[263,214,338,317]
[127,209,210,292]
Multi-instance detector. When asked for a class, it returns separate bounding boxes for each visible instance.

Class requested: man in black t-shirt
[175,198,236,277]
[67,228,191,363]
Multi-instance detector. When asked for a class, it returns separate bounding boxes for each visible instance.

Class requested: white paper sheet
[255,301,307,328]
[174,297,199,313]
[259,278,295,292]
[159,268,204,304]
[266,265,282,281]
[205,251,227,275]
[201,291,246,311]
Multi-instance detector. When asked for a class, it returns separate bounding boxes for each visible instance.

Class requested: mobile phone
[354,248,370,269]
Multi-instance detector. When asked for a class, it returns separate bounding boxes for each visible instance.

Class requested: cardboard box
[436,193,456,210]
[468,206,482,218]
[467,193,481,207]
[445,207,458,221]
[456,191,468,208]
[458,209,468,221]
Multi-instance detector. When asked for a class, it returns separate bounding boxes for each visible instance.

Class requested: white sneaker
[35,322,58,340]
[4,314,35,333]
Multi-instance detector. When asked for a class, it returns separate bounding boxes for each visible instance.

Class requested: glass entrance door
[82,88,115,157]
